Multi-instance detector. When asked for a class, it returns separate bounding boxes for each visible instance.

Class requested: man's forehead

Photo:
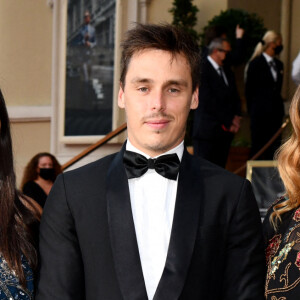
[130,49,188,63]
[127,51,189,71]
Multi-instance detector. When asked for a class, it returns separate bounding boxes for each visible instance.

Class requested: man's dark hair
[120,23,201,92]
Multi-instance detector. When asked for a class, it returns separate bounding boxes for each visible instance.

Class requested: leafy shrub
[169,0,200,43]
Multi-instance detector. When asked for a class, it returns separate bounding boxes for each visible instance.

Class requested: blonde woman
[263,86,300,299]
[245,30,284,160]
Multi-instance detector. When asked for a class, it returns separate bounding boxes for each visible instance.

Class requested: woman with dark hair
[0,90,41,299]
[263,86,300,299]
[21,153,61,208]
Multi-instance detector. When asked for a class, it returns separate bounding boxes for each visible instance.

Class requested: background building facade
[0,0,299,184]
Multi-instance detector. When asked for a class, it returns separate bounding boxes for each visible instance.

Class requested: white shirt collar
[207,55,221,71]
[126,139,184,162]
[263,52,274,63]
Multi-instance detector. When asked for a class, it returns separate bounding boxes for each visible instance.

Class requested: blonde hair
[249,30,281,62]
[270,86,300,229]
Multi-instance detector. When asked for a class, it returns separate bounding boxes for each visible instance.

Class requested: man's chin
[143,141,174,155]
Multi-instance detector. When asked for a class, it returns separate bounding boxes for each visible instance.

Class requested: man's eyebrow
[164,80,188,87]
[130,78,189,88]
[130,77,154,84]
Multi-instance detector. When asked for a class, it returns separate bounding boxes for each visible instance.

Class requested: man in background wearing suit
[37,24,265,300]
[193,38,241,168]
[245,32,284,160]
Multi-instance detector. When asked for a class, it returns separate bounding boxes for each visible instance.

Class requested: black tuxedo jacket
[36,146,265,300]
[193,57,241,140]
[245,54,284,121]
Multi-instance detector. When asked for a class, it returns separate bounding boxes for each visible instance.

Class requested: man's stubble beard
[142,126,186,154]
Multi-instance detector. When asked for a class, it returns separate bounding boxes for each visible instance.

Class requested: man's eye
[169,88,179,93]
[138,87,148,92]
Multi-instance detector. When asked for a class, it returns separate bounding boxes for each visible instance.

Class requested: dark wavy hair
[0,90,41,287]
[21,152,62,189]
[120,23,201,92]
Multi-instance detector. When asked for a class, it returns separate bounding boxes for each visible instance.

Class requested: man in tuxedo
[245,32,284,160]
[37,24,265,300]
[193,38,241,167]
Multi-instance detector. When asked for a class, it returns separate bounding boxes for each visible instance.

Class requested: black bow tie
[123,150,180,180]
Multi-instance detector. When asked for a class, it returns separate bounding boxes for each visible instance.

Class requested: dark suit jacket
[193,57,241,140]
[245,54,284,122]
[36,146,265,300]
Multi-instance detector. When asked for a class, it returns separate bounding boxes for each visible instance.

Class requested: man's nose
[151,91,165,111]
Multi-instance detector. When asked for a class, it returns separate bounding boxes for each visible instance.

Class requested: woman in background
[21,152,61,208]
[263,86,300,299]
[0,90,41,299]
[245,30,284,160]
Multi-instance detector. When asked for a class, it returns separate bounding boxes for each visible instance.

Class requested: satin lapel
[154,149,203,300]
[106,145,148,300]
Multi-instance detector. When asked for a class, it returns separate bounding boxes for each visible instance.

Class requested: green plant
[169,0,200,43]
[201,9,266,62]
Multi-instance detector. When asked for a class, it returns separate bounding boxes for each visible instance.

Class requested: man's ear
[190,87,199,109]
[118,85,125,108]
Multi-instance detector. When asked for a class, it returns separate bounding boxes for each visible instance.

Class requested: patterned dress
[0,254,34,300]
[263,198,300,299]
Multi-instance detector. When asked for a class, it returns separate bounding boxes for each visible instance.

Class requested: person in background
[201,24,245,66]
[78,10,96,82]
[193,38,241,167]
[0,89,41,299]
[21,152,61,208]
[263,86,300,299]
[79,10,96,49]
[292,50,300,86]
[245,30,284,160]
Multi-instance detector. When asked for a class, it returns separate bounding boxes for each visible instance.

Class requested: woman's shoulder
[23,180,39,190]
[263,196,288,236]
[22,181,43,197]
[265,195,286,215]
[22,180,46,208]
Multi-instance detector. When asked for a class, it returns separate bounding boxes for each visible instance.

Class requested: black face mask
[39,168,56,181]
[274,45,283,55]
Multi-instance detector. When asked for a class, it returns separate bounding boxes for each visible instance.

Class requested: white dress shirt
[207,55,228,85]
[126,139,184,300]
[263,52,277,81]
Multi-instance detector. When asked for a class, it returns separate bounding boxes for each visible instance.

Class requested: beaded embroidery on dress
[264,202,300,300]
[0,254,34,300]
